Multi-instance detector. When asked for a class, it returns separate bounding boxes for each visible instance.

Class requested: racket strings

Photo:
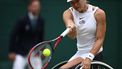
[29,43,52,69]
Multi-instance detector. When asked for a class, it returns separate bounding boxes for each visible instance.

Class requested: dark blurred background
[0,0,121,69]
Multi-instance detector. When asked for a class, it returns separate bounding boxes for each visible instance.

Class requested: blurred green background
[0,0,121,69]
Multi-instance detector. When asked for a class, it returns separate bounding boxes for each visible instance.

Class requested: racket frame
[28,28,71,69]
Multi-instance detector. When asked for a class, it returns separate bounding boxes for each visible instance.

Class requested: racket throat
[54,36,62,49]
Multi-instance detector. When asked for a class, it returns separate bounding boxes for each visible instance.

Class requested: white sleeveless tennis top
[69,4,103,53]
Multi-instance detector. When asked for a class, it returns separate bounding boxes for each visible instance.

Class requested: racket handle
[60,28,70,37]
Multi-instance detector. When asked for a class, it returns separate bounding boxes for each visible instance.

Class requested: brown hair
[28,0,40,6]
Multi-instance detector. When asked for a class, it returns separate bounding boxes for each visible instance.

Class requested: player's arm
[63,9,76,39]
[90,8,106,56]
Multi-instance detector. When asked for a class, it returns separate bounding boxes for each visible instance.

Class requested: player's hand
[67,23,76,32]
[8,53,16,61]
[67,24,76,39]
[82,58,92,69]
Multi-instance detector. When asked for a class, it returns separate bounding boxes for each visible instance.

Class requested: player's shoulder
[95,7,106,17]
[94,7,106,23]
[63,8,72,15]
[89,4,105,15]
[96,9,105,15]
[90,4,106,21]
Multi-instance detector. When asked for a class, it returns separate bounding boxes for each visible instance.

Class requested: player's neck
[79,4,88,13]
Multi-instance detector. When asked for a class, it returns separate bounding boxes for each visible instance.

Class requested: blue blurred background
[0,0,121,69]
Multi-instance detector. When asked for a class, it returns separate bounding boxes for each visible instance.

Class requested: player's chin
[75,7,85,12]
[75,8,82,12]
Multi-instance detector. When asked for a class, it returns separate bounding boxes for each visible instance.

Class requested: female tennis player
[60,0,106,69]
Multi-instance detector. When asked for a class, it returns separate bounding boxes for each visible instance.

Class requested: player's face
[70,0,86,12]
[28,1,41,16]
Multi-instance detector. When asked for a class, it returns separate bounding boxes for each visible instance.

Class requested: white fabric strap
[93,7,99,14]
[86,53,95,61]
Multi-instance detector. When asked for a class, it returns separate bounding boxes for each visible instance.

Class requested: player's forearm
[64,20,76,39]
[90,38,104,55]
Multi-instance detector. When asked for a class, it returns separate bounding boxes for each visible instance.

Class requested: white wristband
[86,53,95,61]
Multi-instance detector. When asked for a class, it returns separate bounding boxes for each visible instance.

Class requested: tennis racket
[28,28,71,69]
[75,61,114,69]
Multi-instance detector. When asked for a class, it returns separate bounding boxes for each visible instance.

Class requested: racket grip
[60,28,70,37]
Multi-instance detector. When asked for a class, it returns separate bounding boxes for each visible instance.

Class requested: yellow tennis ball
[42,48,51,57]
